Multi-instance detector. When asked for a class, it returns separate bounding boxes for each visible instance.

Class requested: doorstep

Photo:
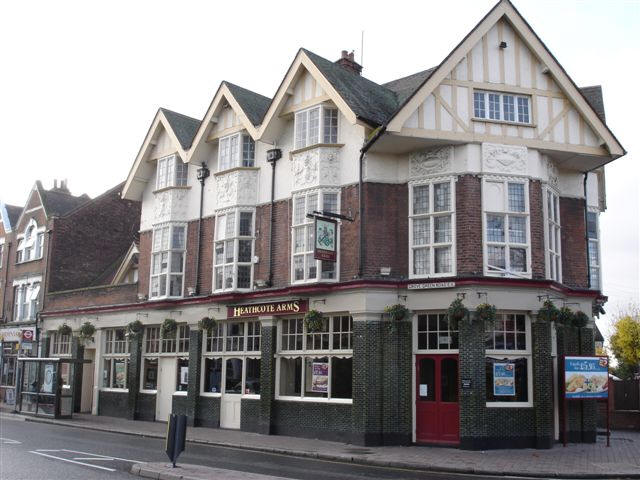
[4,412,639,479]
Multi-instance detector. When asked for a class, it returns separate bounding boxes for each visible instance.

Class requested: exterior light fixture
[196,163,210,185]
[499,41,507,49]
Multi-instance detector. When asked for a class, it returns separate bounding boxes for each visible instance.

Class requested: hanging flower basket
[475,303,497,326]
[448,298,469,327]
[537,300,559,323]
[57,324,72,336]
[78,322,96,342]
[198,316,217,332]
[384,304,410,322]
[557,307,575,327]
[161,318,178,338]
[126,320,144,337]
[572,311,590,329]
[304,310,325,333]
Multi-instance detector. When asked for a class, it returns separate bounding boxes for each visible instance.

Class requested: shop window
[0,344,17,387]
[103,358,129,389]
[51,332,71,356]
[294,105,339,150]
[218,133,255,171]
[203,358,222,393]
[416,313,459,351]
[142,358,158,390]
[545,188,562,282]
[245,358,261,395]
[277,315,352,401]
[150,223,186,299]
[214,209,255,292]
[156,154,188,189]
[291,189,339,283]
[176,358,189,392]
[483,179,531,277]
[485,313,532,406]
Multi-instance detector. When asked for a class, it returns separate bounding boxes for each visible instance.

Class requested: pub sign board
[228,299,308,319]
[564,356,609,399]
[314,217,337,262]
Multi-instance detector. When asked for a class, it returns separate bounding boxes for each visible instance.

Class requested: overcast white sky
[1,0,638,339]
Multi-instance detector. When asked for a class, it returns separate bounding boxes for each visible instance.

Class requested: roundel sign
[22,329,34,341]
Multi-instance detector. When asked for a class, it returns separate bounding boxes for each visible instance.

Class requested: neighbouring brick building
[39,0,624,449]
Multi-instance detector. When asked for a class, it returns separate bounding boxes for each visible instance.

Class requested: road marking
[0,437,21,444]
[62,449,146,463]
[72,457,116,461]
[29,451,116,472]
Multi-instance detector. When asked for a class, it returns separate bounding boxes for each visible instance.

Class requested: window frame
[0,239,5,269]
[587,209,601,290]
[50,332,71,357]
[149,223,186,300]
[473,90,532,125]
[16,220,45,264]
[213,208,256,292]
[409,178,457,279]
[485,312,533,408]
[413,311,460,354]
[543,187,562,282]
[200,319,262,399]
[101,328,130,391]
[294,105,339,150]
[275,315,353,403]
[13,281,40,322]
[482,178,532,278]
[156,154,188,190]
[140,324,190,394]
[217,132,255,172]
[291,189,340,284]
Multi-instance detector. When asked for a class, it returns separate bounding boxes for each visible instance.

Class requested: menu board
[565,356,608,399]
[493,363,515,396]
[311,362,328,393]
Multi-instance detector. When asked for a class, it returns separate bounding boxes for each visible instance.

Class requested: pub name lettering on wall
[228,300,308,318]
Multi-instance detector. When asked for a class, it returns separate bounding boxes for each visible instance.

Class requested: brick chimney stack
[51,179,70,194]
[335,50,362,75]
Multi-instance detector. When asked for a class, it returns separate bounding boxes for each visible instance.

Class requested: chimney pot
[54,179,58,188]
[335,49,362,76]
[341,50,348,58]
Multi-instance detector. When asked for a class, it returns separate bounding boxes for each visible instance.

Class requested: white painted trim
[542,185,562,283]
[275,396,353,405]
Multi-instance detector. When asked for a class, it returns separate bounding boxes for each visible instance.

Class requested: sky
[1,0,638,340]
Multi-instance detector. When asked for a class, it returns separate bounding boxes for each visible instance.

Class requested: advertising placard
[180,366,189,385]
[314,217,337,262]
[42,363,54,393]
[564,356,608,399]
[114,361,126,388]
[311,362,328,393]
[493,363,515,396]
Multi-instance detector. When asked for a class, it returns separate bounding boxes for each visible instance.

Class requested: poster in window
[42,363,54,393]
[311,362,328,393]
[493,363,515,396]
[564,356,608,399]
[314,217,337,262]
[114,361,126,388]
[180,366,189,385]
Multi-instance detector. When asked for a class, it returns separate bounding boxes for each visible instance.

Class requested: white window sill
[200,392,222,397]
[275,396,353,404]
[153,186,191,194]
[291,278,340,286]
[471,117,536,128]
[484,271,532,280]
[148,295,184,301]
[173,391,188,396]
[408,273,456,280]
[100,388,129,393]
[15,257,44,266]
[214,166,260,177]
[415,349,460,354]
[140,389,157,394]
[290,143,344,156]
[486,350,531,356]
[213,287,253,295]
[242,394,260,400]
[486,402,533,408]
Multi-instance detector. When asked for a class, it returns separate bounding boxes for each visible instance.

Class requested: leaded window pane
[510,248,527,272]
[508,183,525,212]
[508,216,527,244]
[413,218,430,245]
[503,95,515,122]
[474,92,485,118]
[489,93,501,120]
[413,185,429,215]
[487,215,505,242]
[488,245,505,269]
[434,247,452,273]
[413,248,429,275]
[434,216,451,243]
[434,183,450,212]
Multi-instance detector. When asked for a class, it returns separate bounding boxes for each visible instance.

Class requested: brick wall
[560,197,588,288]
[45,283,138,311]
[48,186,140,292]
[340,184,359,281]
[529,180,546,279]
[456,175,483,277]
[253,199,291,288]
[184,217,214,296]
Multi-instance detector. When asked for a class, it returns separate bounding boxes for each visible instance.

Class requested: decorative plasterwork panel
[482,143,527,175]
[216,169,258,209]
[292,146,340,190]
[546,157,559,188]
[409,146,453,178]
[153,188,189,224]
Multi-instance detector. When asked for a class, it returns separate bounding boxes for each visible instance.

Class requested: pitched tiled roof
[39,186,90,218]
[382,67,438,105]
[579,86,606,123]
[5,204,22,228]
[224,82,271,127]
[160,108,201,150]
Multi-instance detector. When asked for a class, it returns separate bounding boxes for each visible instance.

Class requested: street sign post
[165,414,187,467]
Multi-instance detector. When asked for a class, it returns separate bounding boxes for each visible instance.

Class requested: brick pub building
[39,0,625,449]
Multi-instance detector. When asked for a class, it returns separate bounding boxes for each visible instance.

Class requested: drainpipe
[194,162,210,296]
[583,173,591,290]
[37,228,54,358]
[1,240,10,321]
[266,148,282,287]
[358,125,386,278]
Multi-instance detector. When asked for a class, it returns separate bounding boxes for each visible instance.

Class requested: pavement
[131,462,292,480]
[3,410,639,479]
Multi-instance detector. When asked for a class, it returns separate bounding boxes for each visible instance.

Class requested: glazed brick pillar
[459,315,487,449]
[70,337,85,413]
[529,180,546,280]
[351,313,383,446]
[579,327,597,442]
[258,318,277,435]
[185,329,202,427]
[560,197,588,288]
[557,326,581,442]
[127,333,143,420]
[381,318,412,445]
[456,175,483,277]
[532,320,553,448]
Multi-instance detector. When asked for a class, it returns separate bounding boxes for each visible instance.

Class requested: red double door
[415,354,460,445]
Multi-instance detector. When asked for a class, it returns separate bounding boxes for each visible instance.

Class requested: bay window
[474,91,531,124]
[156,154,188,189]
[485,313,532,406]
[483,179,530,277]
[218,133,255,171]
[587,211,601,289]
[214,209,255,291]
[277,315,352,401]
[294,105,339,150]
[410,180,455,277]
[292,190,339,283]
[202,320,261,396]
[150,223,186,299]
[545,188,562,282]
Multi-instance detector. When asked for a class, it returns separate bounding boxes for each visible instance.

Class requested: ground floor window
[142,358,158,390]
[416,313,459,350]
[202,356,260,396]
[176,358,189,392]
[103,358,128,389]
[485,356,529,403]
[278,355,352,400]
[1,343,17,387]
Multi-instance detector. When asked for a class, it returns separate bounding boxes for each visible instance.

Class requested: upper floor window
[292,190,339,283]
[150,224,185,299]
[156,154,188,190]
[16,221,44,263]
[218,133,255,171]
[587,211,601,290]
[545,189,562,282]
[105,328,129,355]
[214,209,255,292]
[13,282,40,322]
[474,91,531,124]
[51,332,71,356]
[409,180,455,278]
[0,241,4,268]
[483,179,530,277]
[294,106,338,150]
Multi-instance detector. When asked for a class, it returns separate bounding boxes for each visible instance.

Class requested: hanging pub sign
[314,216,337,262]
[564,356,609,399]
[227,299,309,318]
